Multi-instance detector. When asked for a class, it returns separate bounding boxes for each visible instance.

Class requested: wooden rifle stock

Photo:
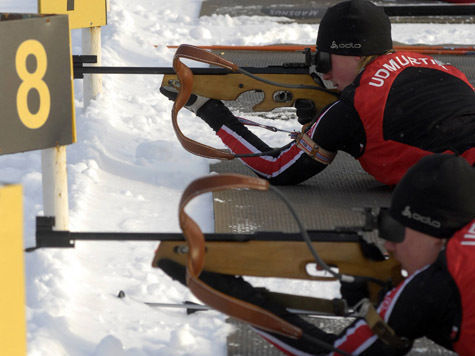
[152,239,402,303]
[161,70,338,112]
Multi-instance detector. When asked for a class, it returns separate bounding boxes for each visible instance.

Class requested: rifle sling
[173,44,274,160]
[172,44,238,159]
[179,173,302,338]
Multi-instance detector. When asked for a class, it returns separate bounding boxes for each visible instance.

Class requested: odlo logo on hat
[402,206,441,228]
[330,40,362,50]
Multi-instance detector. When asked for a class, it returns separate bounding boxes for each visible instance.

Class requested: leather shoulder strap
[172,44,237,160]
[179,173,302,338]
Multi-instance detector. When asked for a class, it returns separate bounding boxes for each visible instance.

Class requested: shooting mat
[211,153,390,233]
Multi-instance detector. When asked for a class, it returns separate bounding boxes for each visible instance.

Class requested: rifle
[73,43,474,112]
[155,173,404,344]
[75,43,475,160]
[73,48,339,113]
[30,203,402,304]
[29,173,404,347]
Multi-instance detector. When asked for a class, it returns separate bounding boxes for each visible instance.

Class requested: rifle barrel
[65,230,359,242]
[31,216,361,250]
[73,54,311,79]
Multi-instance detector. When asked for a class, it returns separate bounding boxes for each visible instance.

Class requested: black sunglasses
[315,51,331,74]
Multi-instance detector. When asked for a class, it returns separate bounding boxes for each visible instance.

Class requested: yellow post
[0,185,26,355]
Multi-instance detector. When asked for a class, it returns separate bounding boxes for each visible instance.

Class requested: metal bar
[72,54,313,79]
[73,65,310,77]
[65,230,358,242]
[29,216,361,251]
[76,66,178,75]
[72,55,310,74]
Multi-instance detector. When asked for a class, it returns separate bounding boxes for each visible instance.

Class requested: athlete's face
[384,227,445,276]
[322,54,361,90]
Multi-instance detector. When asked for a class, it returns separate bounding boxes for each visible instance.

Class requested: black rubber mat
[211,154,391,233]
[226,318,457,356]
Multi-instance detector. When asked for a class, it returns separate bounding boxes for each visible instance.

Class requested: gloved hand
[294,99,318,125]
[160,85,210,114]
[340,279,369,307]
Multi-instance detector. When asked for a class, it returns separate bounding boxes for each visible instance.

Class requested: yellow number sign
[39,0,107,29]
[0,14,75,155]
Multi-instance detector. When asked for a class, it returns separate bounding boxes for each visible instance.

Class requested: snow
[1,0,474,354]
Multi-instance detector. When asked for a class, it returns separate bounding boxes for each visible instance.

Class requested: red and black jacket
[196,51,475,186]
[340,51,475,185]
[255,221,475,356]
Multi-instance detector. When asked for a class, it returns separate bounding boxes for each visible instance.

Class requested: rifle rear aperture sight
[167,79,181,89]
[273,90,293,103]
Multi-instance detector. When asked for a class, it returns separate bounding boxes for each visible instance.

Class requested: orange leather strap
[179,173,302,338]
[172,44,237,159]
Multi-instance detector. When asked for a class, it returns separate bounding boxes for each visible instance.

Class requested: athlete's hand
[340,280,369,307]
[160,86,210,114]
[295,99,318,125]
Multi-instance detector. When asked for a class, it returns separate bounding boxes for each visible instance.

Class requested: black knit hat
[316,0,392,56]
[388,154,475,240]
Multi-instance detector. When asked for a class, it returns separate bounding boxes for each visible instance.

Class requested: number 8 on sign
[15,39,51,129]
